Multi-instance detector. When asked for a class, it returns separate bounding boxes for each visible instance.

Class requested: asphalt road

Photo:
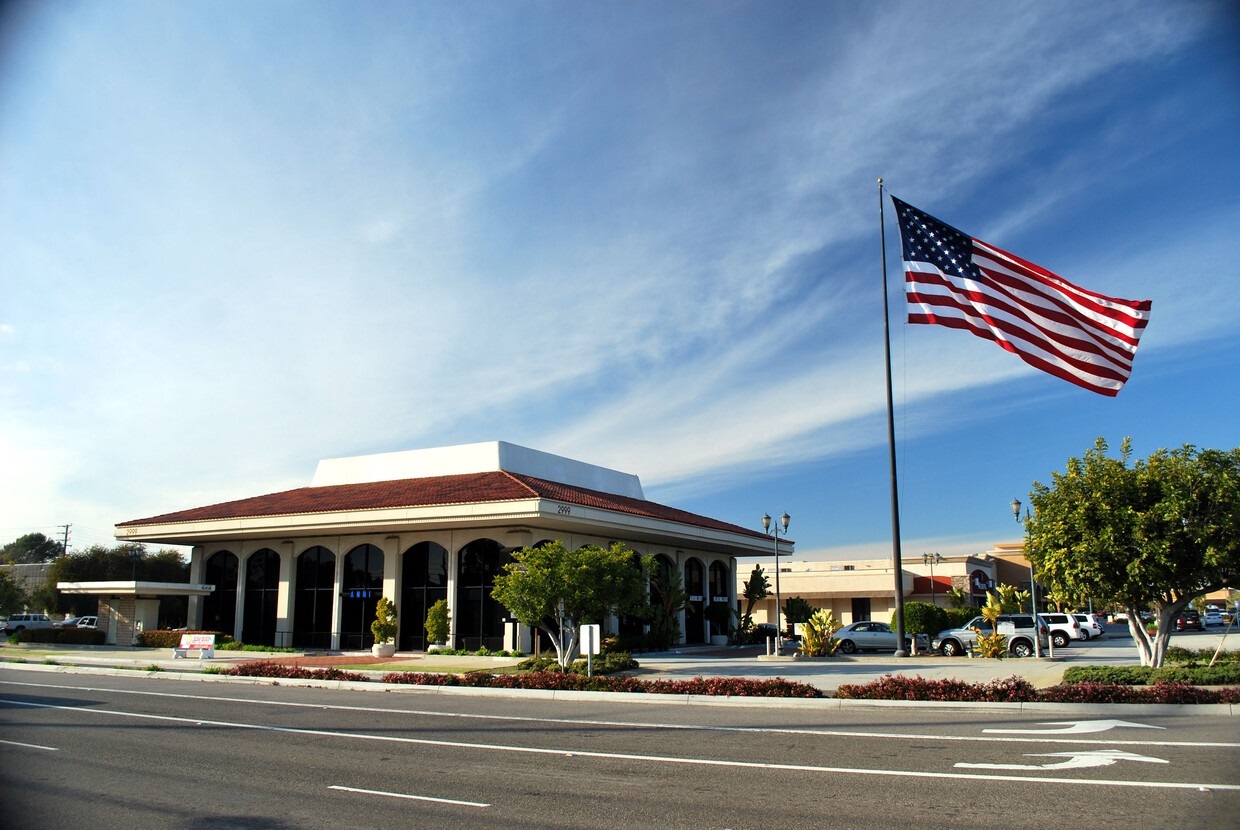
[2,668,1237,830]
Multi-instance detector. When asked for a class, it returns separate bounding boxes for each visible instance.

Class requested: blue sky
[2,1,1238,560]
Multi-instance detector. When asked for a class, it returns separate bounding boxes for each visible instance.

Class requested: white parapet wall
[310,440,645,499]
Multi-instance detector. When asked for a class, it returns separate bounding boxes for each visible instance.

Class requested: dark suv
[1175,609,1203,631]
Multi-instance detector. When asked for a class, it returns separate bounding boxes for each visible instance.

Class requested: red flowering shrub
[834,674,1038,702]
[379,670,823,697]
[223,661,369,682]
[1039,681,1235,705]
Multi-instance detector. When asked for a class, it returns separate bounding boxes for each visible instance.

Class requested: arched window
[242,549,280,646]
[341,544,385,649]
[202,550,238,636]
[399,541,449,651]
[293,546,335,649]
[455,538,512,651]
[708,561,731,605]
[684,558,705,644]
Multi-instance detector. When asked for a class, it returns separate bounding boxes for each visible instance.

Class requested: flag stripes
[892,196,1151,397]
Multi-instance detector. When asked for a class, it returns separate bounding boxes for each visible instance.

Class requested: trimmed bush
[1063,663,1240,686]
[14,627,106,646]
[1164,646,1240,666]
[1150,663,1240,686]
[136,629,235,648]
[222,661,369,682]
[835,674,1038,702]
[1062,665,1154,685]
[517,652,637,675]
[1040,681,1239,705]
[380,670,824,698]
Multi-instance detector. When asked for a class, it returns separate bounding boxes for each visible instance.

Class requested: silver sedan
[833,621,927,654]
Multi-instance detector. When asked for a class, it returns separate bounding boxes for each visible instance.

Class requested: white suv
[1072,613,1106,639]
[1039,612,1085,648]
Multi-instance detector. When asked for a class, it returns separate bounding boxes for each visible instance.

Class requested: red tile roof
[117,471,769,540]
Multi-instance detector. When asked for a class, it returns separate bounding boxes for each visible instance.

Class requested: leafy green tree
[2,532,63,564]
[0,569,26,615]
[47,544,190,616]
[738,565,771,635]
[781,596,815,629]
[492,541,649,669]
[900,601,948,654]
[1028,438,1240,666]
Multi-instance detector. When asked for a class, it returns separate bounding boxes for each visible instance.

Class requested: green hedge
[14,627,106,646]
[1063,663,1240,686]
[1165,646,1240,665]
[136,629,235,648]
[518,652,638,675]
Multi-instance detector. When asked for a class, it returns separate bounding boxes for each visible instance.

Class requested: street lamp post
[1010,498,1043,658]
[922,552,943,605]
[130,546,141,582]
[762,512,791,653]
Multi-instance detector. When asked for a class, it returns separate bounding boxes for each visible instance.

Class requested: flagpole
[878,178,908,657]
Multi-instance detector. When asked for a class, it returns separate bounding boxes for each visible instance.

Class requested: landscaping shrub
[1150,663,1240,686]
[1062,663,1240,686]
[945,607,981,629]
[14,627,106,646]
[836,674,1240,705]
[1062,665,1154,685]
[1164,646,1240,666]
[834,674,1038,703]
[380,670,824,698]
[137,629,235,648]
[517,652,637,675]
[222,661,369,682]
[215,641,299,653]
[1039,681,1240,705]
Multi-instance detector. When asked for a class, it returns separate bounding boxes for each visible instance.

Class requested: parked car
[933,614,1049,658]
[2,613,55,635]
[1039,612,1085,648]
[832,621,928,654]
[1202,609,1224,627]
[1072,613,1106,639]
[62,615,98,629]
[1175,609,1203,631]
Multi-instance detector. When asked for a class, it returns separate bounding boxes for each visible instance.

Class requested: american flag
[891,196,1151,397]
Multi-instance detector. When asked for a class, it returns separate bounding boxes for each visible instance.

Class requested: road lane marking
[3,697,1237,793]
[0,738,58,751]
[328,784,488,807]
[3,678,1235,749]
[957,749,1169,771]
[984,719,1165,735]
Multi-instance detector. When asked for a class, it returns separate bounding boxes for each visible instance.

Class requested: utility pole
[58,524,71,556]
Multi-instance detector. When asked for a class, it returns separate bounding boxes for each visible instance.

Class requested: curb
[1,660,1234,717]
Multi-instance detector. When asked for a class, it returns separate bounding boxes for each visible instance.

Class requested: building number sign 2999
[557,505,571,515]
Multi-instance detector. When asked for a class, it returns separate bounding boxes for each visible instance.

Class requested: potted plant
[370,597,398,657]
[704,602,734,646]
[424,598,451,652]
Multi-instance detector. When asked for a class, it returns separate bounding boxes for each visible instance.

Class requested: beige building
[115,442,782,651]
[740,543,1038,628]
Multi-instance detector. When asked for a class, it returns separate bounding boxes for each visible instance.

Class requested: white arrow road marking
[984,719,1165,735]
[957,749,1170,771]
